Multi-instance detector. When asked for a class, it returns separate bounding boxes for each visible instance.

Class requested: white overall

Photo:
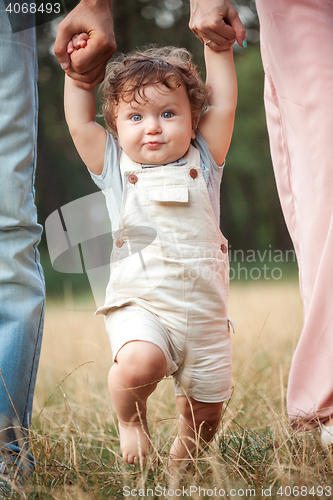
[100,145,232,403]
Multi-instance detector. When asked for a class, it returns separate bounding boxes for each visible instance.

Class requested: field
[15,282,333,498]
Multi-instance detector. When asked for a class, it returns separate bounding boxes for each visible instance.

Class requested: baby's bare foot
[168,436,193,473]
[118,420,150,466]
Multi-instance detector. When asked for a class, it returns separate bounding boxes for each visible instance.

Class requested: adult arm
[54,0,116,88]
[189,0,246,51]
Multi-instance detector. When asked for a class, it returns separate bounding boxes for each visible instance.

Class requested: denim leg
[0,3,45,449]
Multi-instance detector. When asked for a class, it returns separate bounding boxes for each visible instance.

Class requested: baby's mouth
[144,142,163,149]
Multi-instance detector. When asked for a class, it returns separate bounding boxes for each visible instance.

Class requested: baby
[64,34,237,468]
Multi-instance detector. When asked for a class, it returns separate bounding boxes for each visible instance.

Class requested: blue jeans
[0,2,45,457]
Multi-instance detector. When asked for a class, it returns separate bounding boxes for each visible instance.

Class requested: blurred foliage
[35,0,293,293]
[222,46,292,251]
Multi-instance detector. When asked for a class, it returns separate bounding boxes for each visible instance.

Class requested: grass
[8,282,333,498]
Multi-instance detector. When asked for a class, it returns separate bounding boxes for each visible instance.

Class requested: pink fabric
[256,0,333,428]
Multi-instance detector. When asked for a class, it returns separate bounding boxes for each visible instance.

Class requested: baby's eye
[130,114,142,122]
[162,111,174,119]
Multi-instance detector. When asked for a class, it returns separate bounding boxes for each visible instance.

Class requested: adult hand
[54,0,117,88]
[189,0,246,51]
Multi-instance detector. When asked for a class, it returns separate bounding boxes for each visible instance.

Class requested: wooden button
[221,244,228,254]
[128,174,138,184]
[115,237,124,248]
[189,168,198,179]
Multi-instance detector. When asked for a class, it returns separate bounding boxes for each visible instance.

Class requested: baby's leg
[169,396,223,469]
[108,341,167,466]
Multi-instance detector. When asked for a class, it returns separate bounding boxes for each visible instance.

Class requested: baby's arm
[64,37,107,175]
[197,46,237,166]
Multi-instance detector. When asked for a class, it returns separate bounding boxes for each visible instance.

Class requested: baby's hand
[67,33,89,54]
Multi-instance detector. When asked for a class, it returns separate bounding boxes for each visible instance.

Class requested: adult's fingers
[64,59,107,87]
[54,0,116,76]
[54,20,77,70]
[189,0,246,50]
[192,28,235,52]
[68,32,114,77]
[227,8,246,47]
[204,38,235,52]
[192,22,236,47]
[73,75,104,90]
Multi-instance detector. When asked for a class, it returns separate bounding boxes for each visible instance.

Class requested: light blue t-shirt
[89,130,224,232]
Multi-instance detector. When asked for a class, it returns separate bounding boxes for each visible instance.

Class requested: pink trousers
[256,0,333,428]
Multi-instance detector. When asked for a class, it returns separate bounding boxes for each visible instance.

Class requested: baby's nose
[145,117,162,134]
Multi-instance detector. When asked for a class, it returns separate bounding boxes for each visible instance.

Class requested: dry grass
[14,282,333,498]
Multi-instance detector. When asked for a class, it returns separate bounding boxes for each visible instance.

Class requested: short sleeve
[192,130,225,226]
[88,131,122,191]
[192,130,225,172]
[88,131,123,231]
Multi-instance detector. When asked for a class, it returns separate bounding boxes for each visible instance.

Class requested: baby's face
[115,83,195,165]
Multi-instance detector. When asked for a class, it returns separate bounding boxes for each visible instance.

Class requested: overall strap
[119,151,142,179]
[183,143,201,167]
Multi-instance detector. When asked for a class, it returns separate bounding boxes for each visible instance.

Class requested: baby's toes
[124,452,135,465]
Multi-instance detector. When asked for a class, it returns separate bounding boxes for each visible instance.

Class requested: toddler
[64,35,237,468]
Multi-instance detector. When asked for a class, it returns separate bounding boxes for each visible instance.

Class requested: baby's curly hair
[99,46,208,134]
